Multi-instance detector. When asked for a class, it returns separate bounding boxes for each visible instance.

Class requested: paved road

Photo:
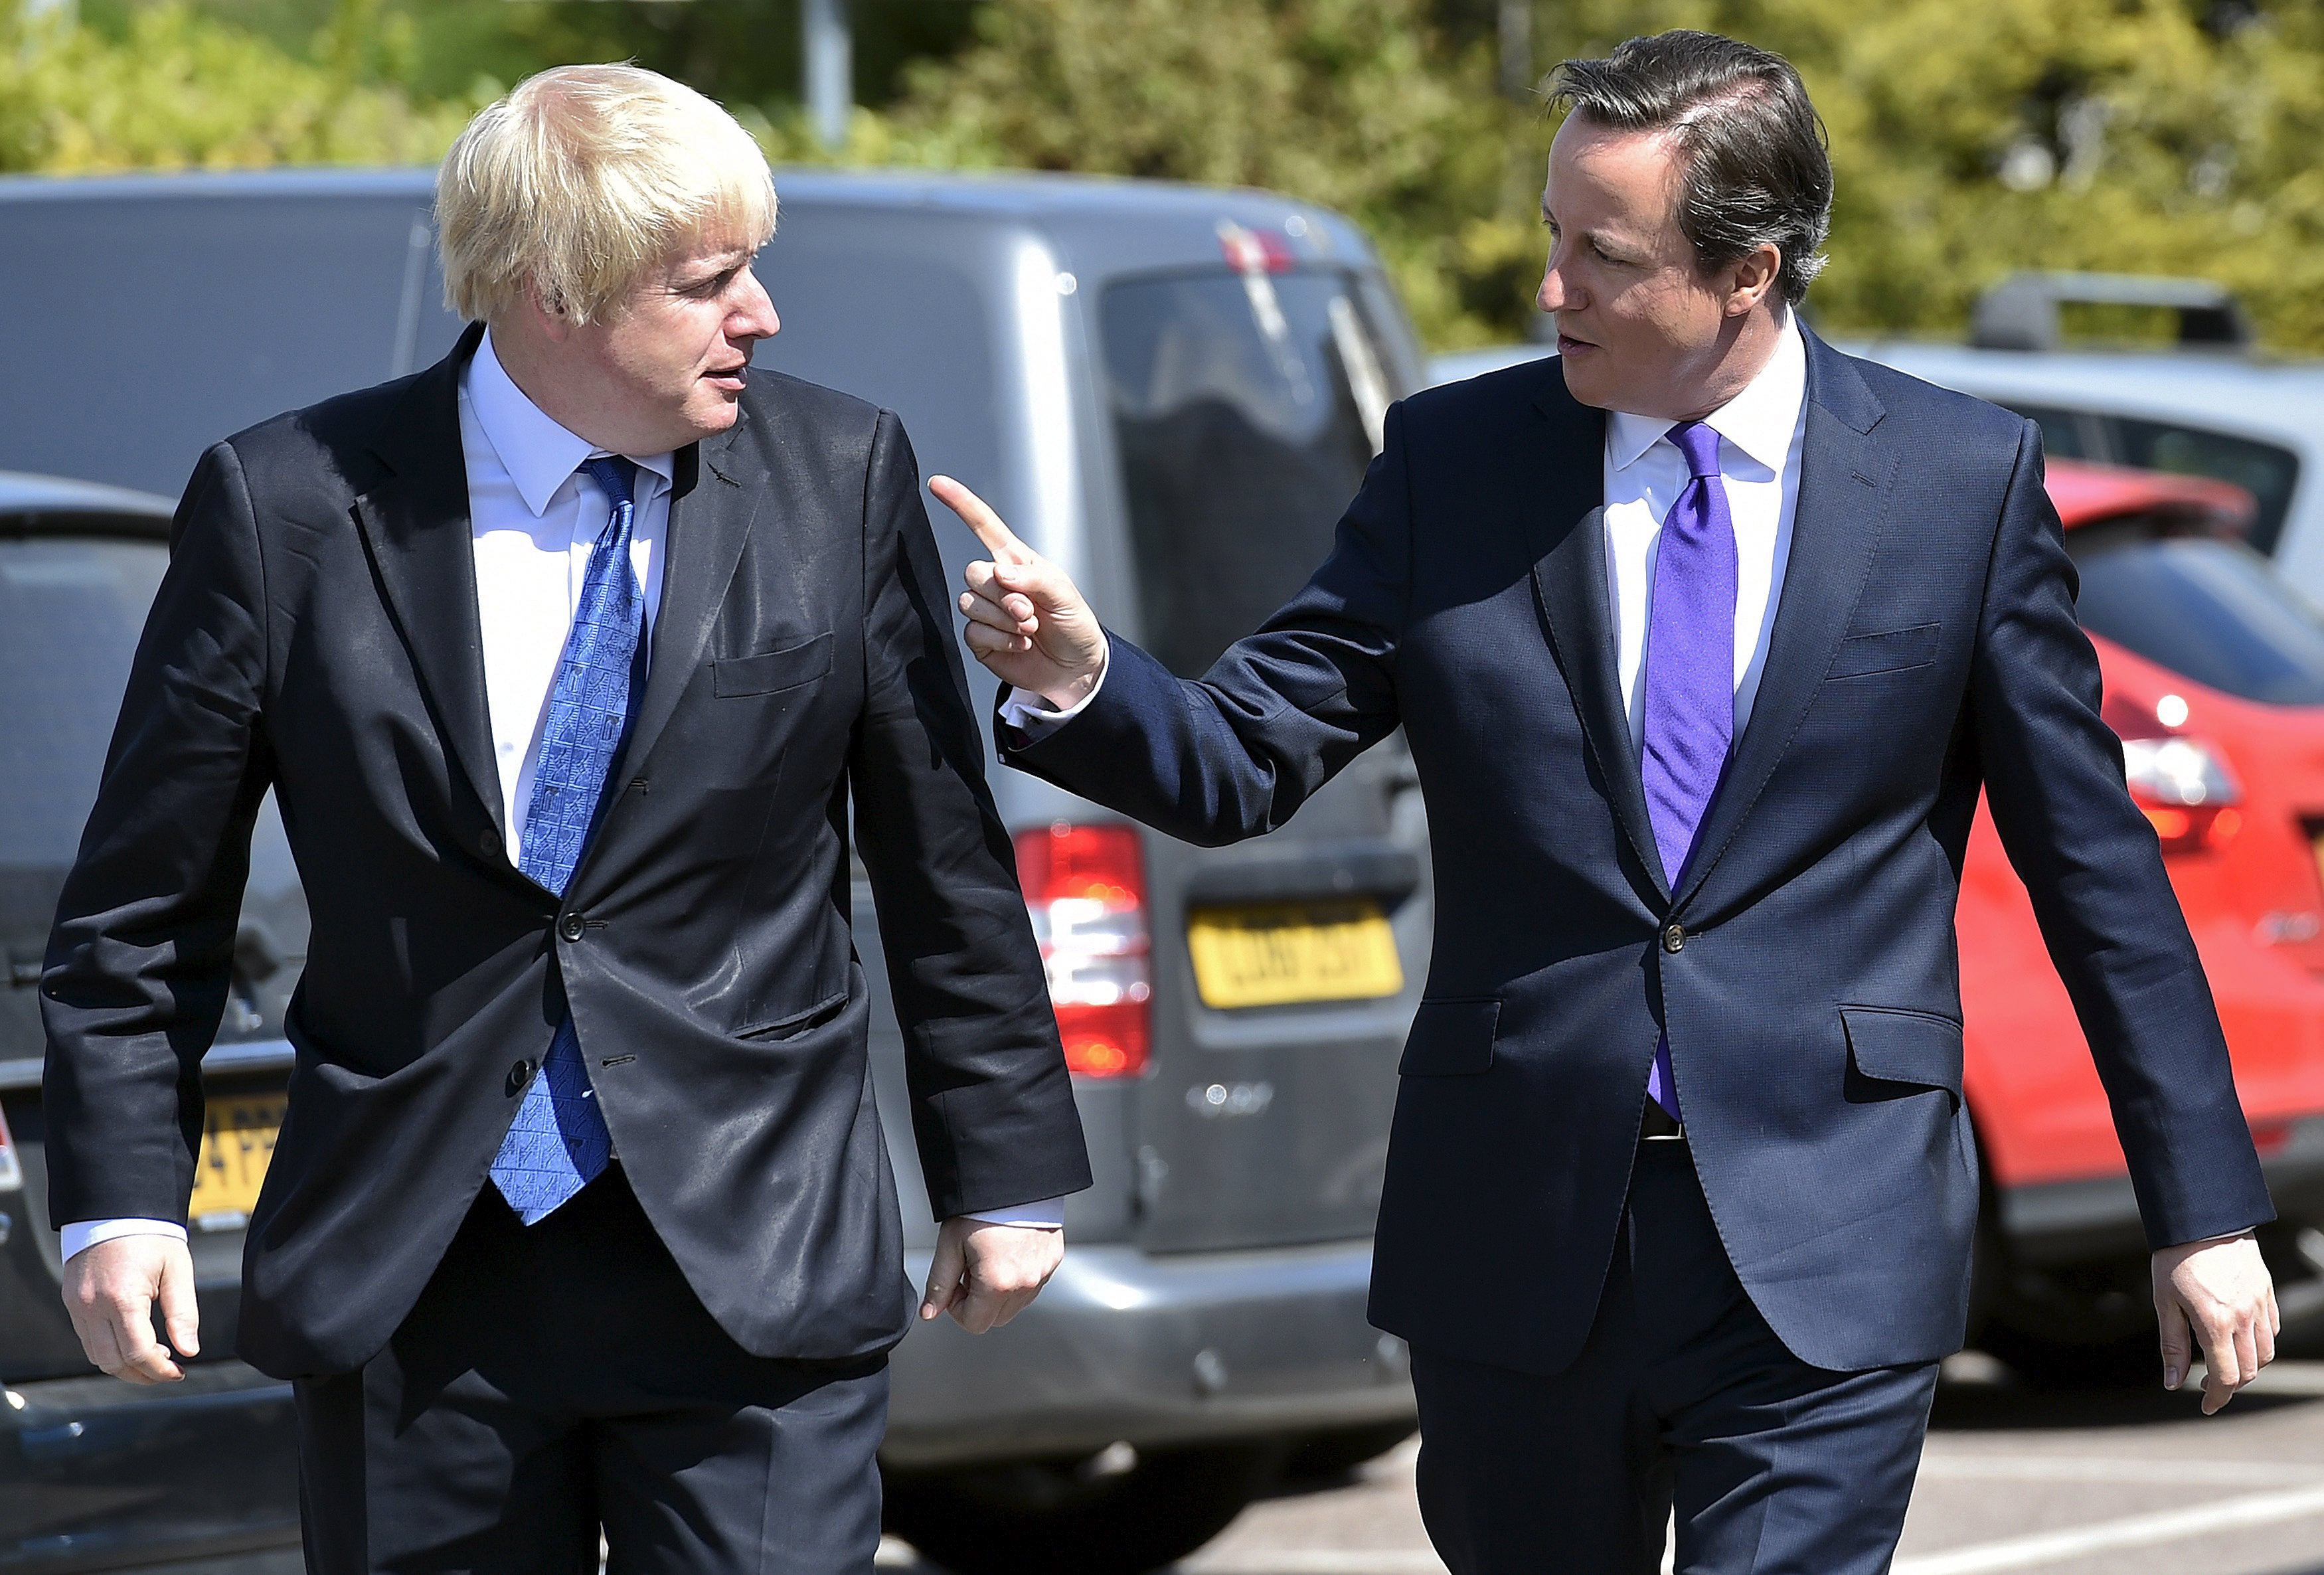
[882,1358,2324,1575]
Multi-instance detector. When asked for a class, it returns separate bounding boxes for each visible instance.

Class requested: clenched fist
[919,1216,1064,1335]
[64,1234,199,1384]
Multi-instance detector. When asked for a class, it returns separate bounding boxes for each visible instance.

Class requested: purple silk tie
[1639,421,1738,1121]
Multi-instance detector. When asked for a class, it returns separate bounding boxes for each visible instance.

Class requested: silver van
[0,168,1428,1574]
[1436,275,2324,602]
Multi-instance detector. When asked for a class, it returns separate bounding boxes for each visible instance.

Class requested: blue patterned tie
[488,455,639,1223]
[1639,422,1738,1122]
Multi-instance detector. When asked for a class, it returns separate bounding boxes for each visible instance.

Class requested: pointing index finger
[930,475,1029,564]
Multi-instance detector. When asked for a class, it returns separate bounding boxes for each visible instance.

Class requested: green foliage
[1452,0,2324,350]
[886,0,2324,351]
[0,0,478,173]
[10,0,2324,353]
[879,0,1533,348]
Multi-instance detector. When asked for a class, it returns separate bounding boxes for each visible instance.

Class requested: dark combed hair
[1546,30,1833,305]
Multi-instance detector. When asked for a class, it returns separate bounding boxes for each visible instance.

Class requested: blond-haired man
[43,64,1089,1570]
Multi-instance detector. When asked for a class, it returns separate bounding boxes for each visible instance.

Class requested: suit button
[507,1059,535,1096]
[558,913,586,943]
[479,829,502,860]
[1662,924,1686,954]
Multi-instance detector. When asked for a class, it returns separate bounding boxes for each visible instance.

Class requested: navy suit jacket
[1007,332,2274,1375]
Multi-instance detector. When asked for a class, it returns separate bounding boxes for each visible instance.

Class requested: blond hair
[437,64,777,326]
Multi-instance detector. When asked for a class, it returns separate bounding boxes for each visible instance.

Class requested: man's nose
[734,271,780,340]
[1536,267,1565,315]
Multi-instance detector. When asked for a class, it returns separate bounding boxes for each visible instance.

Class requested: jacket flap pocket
[736,988,850,1042]
[1841,1006,1963,1096]
[714,631,833,698]
[1827,622,1940,681]
[1398,997,1501,1076]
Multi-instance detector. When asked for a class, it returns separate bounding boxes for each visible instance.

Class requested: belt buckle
[1641,1104,1687,1142]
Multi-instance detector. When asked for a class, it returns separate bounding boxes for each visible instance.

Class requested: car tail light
[1219,220,1295,275]
[2121,734,2243,853]
[1016,823,1151,1078]
[0,1106,21,1192]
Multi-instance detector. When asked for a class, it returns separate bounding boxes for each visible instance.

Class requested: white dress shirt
[68,333,1053,1261]
[1004,310,1810,758]
[1602,310,1807,747]
[463,329,674,858]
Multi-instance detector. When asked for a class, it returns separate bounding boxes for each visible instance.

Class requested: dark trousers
[293,1165,888,1575]
[1410,1141,1938,1575]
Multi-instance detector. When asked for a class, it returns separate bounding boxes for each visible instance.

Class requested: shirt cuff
[961,1198,1066,1229]
[61,1218,188,1263]
[996,643,1110,742]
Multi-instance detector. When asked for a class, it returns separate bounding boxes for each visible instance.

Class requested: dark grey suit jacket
[43,325,1090,1377]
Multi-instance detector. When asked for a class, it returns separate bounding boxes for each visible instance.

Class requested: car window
[0,535,301,955]
[2005,403,2094,460]
[2104,418,2300,557]
[2068,521,2324,705]
[1100,268,1401,678]
[0,537,168,876]
[0,193,464,498]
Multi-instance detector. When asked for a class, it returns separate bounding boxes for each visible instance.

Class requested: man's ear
[523,277,576,344]
[1725,243,1783,317]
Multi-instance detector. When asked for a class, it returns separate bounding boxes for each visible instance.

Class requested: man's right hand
[931,475,1108,710]
[64,1236,199,1384]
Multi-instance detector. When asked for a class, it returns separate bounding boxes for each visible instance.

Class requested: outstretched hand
[930,476,1107,710]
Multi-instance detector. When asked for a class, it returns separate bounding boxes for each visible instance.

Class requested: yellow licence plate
[1187,900,1404,1009]
[187,1093,285,1226]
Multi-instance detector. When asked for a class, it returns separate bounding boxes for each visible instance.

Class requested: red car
[1967,459,2324,1372]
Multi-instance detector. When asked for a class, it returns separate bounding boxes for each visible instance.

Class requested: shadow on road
[1932,1374,2320,1432]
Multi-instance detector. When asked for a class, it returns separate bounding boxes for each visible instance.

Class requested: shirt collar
[465,329,675,518]
[1605,308,1807,477]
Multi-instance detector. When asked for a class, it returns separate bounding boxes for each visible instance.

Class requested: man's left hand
[2154,1230,2278,1414]
[920,1218,1064,1334]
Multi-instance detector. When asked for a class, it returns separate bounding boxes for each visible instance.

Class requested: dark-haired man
[933,28,2279,1575]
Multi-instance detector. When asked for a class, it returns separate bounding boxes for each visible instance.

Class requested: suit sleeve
[41,441,277,1228]
[1970,420,2273,1249]
[849,411,1092,1220]
[1002,400,1414,845]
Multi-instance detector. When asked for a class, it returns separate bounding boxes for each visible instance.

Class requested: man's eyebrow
[675,254,752,285]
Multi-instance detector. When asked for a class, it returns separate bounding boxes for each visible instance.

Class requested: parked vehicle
[0,169,1428,1574]
[1437,275,2324,607]
[1968,457,2324,1373]
[0,471,305,1574]
[1840,275,2324,606]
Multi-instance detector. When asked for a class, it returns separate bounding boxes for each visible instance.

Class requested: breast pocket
[713,631,833,698]
[1826,623,1940,681]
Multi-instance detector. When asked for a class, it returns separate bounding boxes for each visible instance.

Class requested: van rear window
[1100,270,1399,678]
[2069,521,2324,705]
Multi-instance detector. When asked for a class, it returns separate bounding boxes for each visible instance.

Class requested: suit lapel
[351,323,508,839]
[1525,371,1671,902]
[1672,331,1894,911]
[612,410,766,786]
